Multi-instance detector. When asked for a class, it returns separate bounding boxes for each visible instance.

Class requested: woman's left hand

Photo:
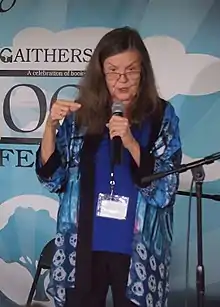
[107,115,136,150]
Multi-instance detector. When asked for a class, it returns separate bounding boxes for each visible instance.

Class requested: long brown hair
[76,26,161,134]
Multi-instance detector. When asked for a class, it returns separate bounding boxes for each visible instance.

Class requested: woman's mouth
[118,87,129,92]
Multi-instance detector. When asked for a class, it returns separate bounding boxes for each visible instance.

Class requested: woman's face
[103,50,141,108]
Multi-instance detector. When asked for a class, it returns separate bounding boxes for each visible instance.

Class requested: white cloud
[143,36,220,99]
[0,258,53,306]
[0,259,33,305]
[179,153,220,190]
[2,27,220,99]
[0,194,58,231]
[14,27,109,48]
[1,27,111,70]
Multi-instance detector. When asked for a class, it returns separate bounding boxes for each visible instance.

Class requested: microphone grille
[111,101,125,114]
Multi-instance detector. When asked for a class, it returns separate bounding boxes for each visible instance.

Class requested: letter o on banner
[3,84,47,133]
[0,0,17,13]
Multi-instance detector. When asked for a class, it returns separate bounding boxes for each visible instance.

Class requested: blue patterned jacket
[36,100,182,307]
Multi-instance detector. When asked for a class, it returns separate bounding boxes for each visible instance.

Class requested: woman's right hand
[47,99,81,127]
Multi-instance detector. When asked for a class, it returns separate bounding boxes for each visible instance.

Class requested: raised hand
[47,99,81,127]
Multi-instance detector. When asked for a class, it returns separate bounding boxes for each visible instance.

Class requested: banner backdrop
[0,0,220,306]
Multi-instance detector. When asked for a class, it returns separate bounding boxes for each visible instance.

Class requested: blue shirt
[92,123,150,255]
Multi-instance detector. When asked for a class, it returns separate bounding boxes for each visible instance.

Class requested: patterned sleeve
[136,103,182,208]
[35,118,71,193]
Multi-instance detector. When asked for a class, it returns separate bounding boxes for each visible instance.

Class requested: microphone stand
[192,166,205,307]
[177,190,220,202]
[141,151,220,307]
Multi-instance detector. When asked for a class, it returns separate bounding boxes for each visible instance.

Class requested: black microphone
[111,101,125,165]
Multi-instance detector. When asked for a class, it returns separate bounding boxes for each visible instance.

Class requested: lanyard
[110,169,115,197]
[109,134,117,197]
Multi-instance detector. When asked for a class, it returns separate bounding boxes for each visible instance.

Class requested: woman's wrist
[127,138,140,167]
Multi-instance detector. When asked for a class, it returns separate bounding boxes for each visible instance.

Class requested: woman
[36,27,182,307]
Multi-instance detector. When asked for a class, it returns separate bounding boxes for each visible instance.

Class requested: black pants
[65,251,136,307]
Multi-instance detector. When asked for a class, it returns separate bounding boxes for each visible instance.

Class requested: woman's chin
[116,97,133,106]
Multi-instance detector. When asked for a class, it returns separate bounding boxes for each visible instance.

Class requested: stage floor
[3,291,220,307]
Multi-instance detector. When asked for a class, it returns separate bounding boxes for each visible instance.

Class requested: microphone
[111,101,125,165]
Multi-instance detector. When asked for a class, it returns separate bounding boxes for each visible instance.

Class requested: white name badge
[96,193,129,220]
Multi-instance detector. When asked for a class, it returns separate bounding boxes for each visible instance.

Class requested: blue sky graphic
[0,0,219,57]
[1,1,220,303]
[0,0,219,228]
[0,0,219,212]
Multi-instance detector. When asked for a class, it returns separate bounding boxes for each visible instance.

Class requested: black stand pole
[192,167,205,307]
[141,151,220,307]
[177,190,220,202]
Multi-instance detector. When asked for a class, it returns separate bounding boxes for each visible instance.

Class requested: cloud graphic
[0,259,33,305]
[0,194,58,230]
[0,27,111,71]
[0,258,54,306]
[143,36,220,99]
[2,27,219,100]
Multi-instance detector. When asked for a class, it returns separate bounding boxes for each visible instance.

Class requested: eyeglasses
[104,70,141,81]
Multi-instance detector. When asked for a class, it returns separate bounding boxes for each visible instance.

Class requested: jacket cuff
[130,146,155,188]
[36,147,62,179]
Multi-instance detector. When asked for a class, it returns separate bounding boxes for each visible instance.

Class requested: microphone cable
[184,178,194,307]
